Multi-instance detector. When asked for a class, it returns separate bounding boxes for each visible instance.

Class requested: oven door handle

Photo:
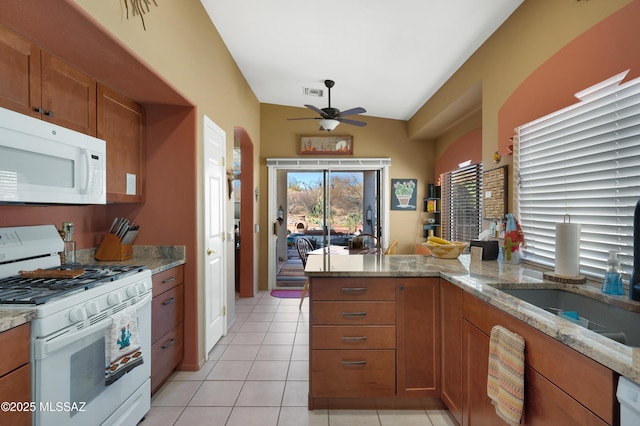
[33,293,152,360]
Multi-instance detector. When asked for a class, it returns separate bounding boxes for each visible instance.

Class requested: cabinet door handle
[33,107,54,116]
[341,287,367,293]
[162,297,176,306]
[162,276,176,284]
[342,336,367,341]
[341,360,367,365]
[162,338,176,349]
[342,311,367,317]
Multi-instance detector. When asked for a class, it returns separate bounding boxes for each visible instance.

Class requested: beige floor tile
[286,360,309,380]
[142,406,184,426]
[174,406,232,426]
[235,381,286,406]
[272,312,302,322]
[328,410,381,426]
[151,381,201,406]
[256,344,293,361]
[206,360,253,380]
[268,321,298,333]
[207,343,227,361]
[239,321,271,332]
[427,409,458,425]
[294,332,309,345]
[226,406,280,426]
[281,380,309,406]
[171,360,216,381]
[378,410,431,426]
[219,344,260,360]
[291,345,309,361]
[252,304,280,312]
[188,380,243,406]
[247,360,290,380]
[248,312,276,322]
[263,332,296,345]
[278,407,329,426]
[231,331,266,345]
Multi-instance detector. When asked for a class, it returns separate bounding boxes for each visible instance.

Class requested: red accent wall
[435,128,482,181]
[499,0,640,153]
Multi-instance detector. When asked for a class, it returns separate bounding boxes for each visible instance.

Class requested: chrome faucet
[631,199,640,301]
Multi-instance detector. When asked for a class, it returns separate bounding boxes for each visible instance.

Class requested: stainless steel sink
[502,288,640,346]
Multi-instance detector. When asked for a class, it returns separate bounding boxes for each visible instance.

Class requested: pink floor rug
[270,289,307,298]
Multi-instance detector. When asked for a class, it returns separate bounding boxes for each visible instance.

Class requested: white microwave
[0,107,106,204]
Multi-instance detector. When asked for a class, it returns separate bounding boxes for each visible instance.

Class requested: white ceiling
[200,0,523,123]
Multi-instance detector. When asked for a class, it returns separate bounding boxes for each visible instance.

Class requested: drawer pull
[341,287,367,293]
[342,311,367,317]
[162,297,176,306]
[162,338,176,349]
[341,360,367,366]
[162,276,177,284]
[342,336,367,341]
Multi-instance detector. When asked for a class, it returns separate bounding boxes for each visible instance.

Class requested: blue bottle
[602,251,624,295]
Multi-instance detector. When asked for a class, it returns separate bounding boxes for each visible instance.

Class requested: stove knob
[126,285,139,297]
[138,281,151,293]
[85,301,100,316]
[69,307,88,323]
[107,292,123,306]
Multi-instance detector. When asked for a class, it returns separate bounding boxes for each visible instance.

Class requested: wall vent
[303,87,324,97]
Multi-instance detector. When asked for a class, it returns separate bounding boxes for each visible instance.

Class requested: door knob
[207,248,215,255]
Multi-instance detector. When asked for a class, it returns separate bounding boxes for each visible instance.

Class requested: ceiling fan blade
[304,104,330,118]
[338,107,366,117]
[337,117,367,127]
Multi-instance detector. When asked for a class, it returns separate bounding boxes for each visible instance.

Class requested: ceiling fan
[287,80,367,131]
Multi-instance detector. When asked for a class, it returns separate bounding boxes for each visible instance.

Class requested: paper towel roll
[555,223,581,277]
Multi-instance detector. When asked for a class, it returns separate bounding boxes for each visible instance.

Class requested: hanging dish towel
[105,306,144,385]
[487,325,526,426]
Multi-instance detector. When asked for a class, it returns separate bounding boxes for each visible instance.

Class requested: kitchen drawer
[0,323,29,377]
[151,325,184,394]
[152,284,184,343]
[311,277,395,301]
[311,325,395,350]
[312,301,396,325]
[0,363,31,426]
[311,349,395,397]
[152,265,184,297]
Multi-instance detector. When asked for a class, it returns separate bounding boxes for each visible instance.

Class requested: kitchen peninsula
[305,253,635,425]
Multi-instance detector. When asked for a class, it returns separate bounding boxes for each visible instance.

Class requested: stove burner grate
[0,264,146,304]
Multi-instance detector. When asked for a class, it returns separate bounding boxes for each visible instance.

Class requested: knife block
[95,233,133,261]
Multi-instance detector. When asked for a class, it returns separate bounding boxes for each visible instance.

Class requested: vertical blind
[516,70,640,279]
[441,163,483,244]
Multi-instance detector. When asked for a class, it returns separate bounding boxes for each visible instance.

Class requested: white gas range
[0,225,152,426]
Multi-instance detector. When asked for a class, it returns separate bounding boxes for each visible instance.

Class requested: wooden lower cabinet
[309,277,441,409]
[461,289,617,426]
[0,323,31,426]
[440,279,463,424]
[151,265,185,394]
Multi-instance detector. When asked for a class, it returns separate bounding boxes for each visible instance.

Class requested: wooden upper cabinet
[40,51,96,135]
[0,24,96,135]
[97,84,145,203]
[0,24,41,118]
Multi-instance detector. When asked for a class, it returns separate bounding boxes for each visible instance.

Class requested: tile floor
[144,291,458,426]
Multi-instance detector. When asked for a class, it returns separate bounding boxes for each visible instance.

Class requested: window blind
[516,70,640,279]
[441,163,483,244]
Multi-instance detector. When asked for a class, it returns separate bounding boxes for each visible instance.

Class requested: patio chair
[296,237,314,309]
[384,240,398,255]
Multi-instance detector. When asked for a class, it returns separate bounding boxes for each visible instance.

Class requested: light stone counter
[305,253,640,383]
[0,309,36,333]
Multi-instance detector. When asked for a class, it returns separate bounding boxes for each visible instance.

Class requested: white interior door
[203,115,226,356]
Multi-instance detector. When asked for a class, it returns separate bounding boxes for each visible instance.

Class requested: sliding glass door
[267,158,390,290]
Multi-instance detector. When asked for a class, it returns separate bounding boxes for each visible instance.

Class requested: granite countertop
[305,253,640,383]
[0,245,186,334]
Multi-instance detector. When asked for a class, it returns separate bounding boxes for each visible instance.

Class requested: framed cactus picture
[391,179,417,210]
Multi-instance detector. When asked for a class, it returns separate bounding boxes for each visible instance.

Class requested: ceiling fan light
[319,119,340,131]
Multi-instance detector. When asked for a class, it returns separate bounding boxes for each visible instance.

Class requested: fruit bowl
[425,242,468,259]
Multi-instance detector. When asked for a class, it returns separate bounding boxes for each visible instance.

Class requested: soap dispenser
[602,250,624,295]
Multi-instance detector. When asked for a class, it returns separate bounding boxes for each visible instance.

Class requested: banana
[428,236,454,245]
